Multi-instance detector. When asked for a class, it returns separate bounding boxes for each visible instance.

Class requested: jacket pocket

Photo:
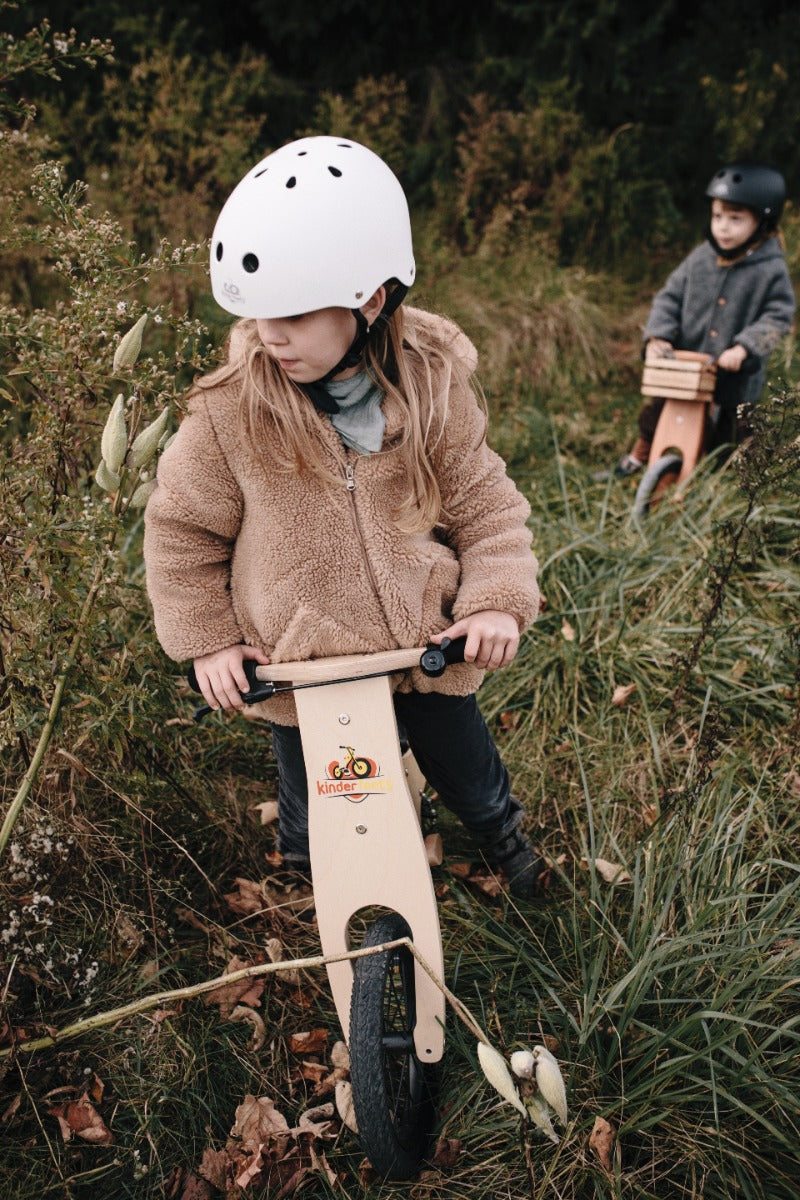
[271,603,385,662]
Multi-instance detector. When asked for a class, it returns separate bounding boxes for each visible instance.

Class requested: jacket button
[709,329,718,337]
[718,297,727,306]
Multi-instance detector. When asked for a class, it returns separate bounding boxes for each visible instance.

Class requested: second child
[613,162,795,476]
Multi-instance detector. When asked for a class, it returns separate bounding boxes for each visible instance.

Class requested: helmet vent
[733,172,742,183]
[337,143,352,148]
[215,242,223,261]
[286,176,297,188]
[254,168,268,178]
[242,254,259,273]
[328,166,342,177]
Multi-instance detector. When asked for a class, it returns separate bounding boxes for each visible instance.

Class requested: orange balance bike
[633,349,719,516]
[632,348,762,516]
[190,636,467,1180]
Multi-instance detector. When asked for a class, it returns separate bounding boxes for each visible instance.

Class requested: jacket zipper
[342,456,395,643]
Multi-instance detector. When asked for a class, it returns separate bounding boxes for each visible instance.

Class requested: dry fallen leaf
[298,1061,328,1085]
[235,1146,266,1190]
[431,1135,462,1168]
[297,1102,335,1140]
[179,1168,215,1200]
[330,1040,350,1071]
[499,709,521,730]
[334,1081,358,1133]
[265,937,301,987]
[229,1005,267,1053]
[231,1094,291,1151]
[308,1142,339,1188]
[641,803,658,827]
[590,857,632,885]
[223,877,269,916]
[48,1097,113,1145]
[589,1114,616,1172]
[449,860,506,897]
[253,800,279,826]
[561,619,575,642]
[289,1028,329,1056]
[204,956,266,1018]
[611,682,637,707]
[197,1147,231,1191]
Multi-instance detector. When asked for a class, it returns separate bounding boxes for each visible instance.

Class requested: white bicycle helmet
[210,136,415,319]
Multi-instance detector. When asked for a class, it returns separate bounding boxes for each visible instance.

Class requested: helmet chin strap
[300,282,408,414]
[705,224,768,261]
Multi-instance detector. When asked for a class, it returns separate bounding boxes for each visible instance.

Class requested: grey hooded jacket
[643,236,795,407]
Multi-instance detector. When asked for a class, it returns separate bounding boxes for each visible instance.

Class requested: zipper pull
[344,463,355,491]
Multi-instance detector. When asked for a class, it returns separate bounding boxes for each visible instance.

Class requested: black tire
[633,452,683,517]
[349,913,435,1179]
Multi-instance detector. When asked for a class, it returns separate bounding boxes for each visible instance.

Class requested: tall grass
[2,231,799,1197]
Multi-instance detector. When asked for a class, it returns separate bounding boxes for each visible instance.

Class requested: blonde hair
[192,307,483,533]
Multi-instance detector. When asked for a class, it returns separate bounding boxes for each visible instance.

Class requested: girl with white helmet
[144,136,544,898]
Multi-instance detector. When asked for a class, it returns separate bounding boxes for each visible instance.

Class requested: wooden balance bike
[633,349,719,517]
[191,637,467,1179]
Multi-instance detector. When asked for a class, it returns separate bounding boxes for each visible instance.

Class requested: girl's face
[710,199,760,252]
[256,307,360,383]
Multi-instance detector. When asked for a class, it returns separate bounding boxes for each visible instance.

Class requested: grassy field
[2,243,799,1200]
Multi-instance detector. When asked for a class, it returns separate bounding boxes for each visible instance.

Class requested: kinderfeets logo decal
[316,745,393,799]
[222,281,245,304]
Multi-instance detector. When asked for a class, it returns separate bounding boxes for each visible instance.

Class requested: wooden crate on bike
[641,349,717,401]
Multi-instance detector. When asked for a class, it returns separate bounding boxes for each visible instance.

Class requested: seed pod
[129,407,169,470]
[112,313,148,373]
[129,478,157,508]
[525,1094,560,1144]
[477,1041,526,1116]
[100,393,128,474]
[532,1045,568,1125]
[95,459,121,493]
[510,1049,535,1079]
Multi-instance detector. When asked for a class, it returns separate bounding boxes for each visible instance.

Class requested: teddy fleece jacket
[143,307,540,725]
[643,235,795,407]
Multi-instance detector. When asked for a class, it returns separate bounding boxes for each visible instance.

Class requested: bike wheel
[349,912,435,1179]
[633,452,683,517]
[350,756,372,778]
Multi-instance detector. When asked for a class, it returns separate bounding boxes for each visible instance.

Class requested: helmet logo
[222,282,245,304]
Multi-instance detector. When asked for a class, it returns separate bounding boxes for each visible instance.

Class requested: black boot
[482,826,545,900]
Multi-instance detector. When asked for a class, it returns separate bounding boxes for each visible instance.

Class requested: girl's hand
[193,644,271,711]
[645,338,674,361]
[431,610,520,671]
[716,344,748,372]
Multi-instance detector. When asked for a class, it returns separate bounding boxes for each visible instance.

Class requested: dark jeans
[270,690,523,863]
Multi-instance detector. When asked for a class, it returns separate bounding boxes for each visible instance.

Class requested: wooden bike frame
[642,349,717,483]
[255,649,446,1064]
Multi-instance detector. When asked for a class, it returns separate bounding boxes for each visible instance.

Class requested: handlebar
[187,636,468,721]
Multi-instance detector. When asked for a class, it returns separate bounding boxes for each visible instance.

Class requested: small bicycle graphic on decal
[329,745,378,780]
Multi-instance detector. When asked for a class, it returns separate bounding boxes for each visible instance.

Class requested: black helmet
[706,163,786,225]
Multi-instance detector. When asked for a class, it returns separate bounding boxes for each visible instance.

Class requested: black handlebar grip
[186,659,273,720]
[419,635,468,677]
